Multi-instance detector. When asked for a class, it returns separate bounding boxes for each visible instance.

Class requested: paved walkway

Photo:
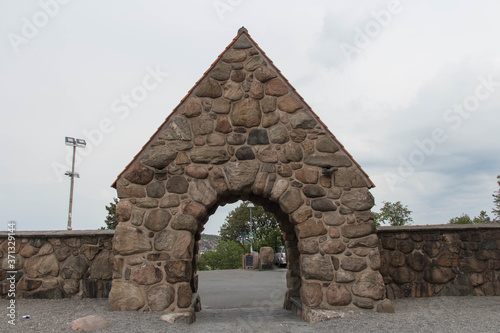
[1,269,499,332]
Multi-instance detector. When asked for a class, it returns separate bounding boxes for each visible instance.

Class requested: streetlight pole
[248,204,254,253]
[65,137,86,230]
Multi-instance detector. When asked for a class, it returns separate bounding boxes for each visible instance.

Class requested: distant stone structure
[108,27,390,323]
[259,246,274,270]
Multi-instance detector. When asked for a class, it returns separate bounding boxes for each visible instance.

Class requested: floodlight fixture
[76,138,86,147]
[65,136,76,146]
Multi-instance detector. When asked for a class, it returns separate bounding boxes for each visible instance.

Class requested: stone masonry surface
[0,230,113,299]
[108,29,388,323]
[1,225,498,303]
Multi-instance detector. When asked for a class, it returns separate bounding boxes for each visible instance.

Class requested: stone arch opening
[109,28,392,323]
[195,196,301,307]
[192,196,300,310]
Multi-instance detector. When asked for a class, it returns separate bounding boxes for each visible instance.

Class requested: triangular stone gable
[112,28,373,190]
[109,29,391,322]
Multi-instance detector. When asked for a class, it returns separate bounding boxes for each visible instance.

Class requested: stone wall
[2,224,499,302]
[0,230,113,299]
[378,224,500,298]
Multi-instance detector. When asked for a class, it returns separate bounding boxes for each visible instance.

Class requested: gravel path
[1,296,499,332]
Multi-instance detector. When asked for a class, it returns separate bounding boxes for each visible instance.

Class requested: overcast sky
[1,0,499,234]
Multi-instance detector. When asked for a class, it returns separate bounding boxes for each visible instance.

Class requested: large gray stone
[235,146,255,160]
[304,154,352,168]
[222,81,244,101]
[352,272,385,300]
[25,254,59,279]
[171,214,198,233]
[146,182,166,198]
[195,78,222,98]
[278,95,302,113]
[316,136,339,153]
[279,189,304,214]
[231,98,261,127]
[233,35,252,49]
[326,284,352,306]
[341,188,375,211]
[131,264,163,285]
[224,161,260,192]
[301,255,334,281]
[210,63,232,81]
[89,251,113,280]
[62,279,79,294]
[124,163,154,185]
[261,95,277,112]
[190,147,230,164]
[341,223,376,238]
[114,224,152,255]
[320,239,346,254]
[142,147,178,170]
[254,66,277,82]
[60,255,88,280]
[248,129,269,145]
[269,125,289,143]
[109,281,145,311]
[244,56,265,71]
[300,281,323,307]
[188,180,217,207]
[311,198,337,212]
[159,116,192,141]
[283,143,303,162]
[147,284,175,311]
[223,49,247,62]
[164,260,192,283]
[166,176,189,194]
[265,79,288,96]
[341,257,367,272]
[180,98,203,118]
[145,209,172,232]
[154,230,193,260]
[191,114,214,136]
[71,315,110,332]
[290,111,316,129]
[334,169,369,188]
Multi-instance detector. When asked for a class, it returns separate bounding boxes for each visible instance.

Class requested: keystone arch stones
[109,28,391,323]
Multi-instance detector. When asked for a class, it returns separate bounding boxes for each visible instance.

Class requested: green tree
[449,211,491,224]
[104,197,118,230]
[219,201,283,251]
[374,201,413,226]
[448,213,473,224]
[493,175,500,220]
[197,240,244,271]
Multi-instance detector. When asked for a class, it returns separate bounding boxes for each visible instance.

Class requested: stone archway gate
[109,27,392,323]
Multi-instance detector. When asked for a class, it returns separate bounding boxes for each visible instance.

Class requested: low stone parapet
[1,224,499,301]
[0,230,114,299]
[377,224,500,298]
